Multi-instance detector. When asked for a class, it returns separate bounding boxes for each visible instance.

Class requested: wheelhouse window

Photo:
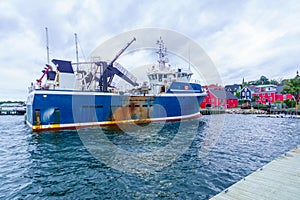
[159,74,162,82]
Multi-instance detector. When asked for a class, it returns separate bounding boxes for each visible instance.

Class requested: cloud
[203,0,300,84]
[0,0,299,101]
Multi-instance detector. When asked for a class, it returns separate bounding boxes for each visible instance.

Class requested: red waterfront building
[226,92,239,108]
[240,85,293,104]
[200,85,238,109]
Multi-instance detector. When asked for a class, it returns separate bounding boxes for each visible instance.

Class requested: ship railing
[73,61,101,91]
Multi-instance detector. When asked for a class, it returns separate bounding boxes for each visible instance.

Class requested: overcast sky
[0,0,299,101]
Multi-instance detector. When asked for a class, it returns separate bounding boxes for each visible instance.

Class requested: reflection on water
[0,115,299,199]
[78,119,202,174]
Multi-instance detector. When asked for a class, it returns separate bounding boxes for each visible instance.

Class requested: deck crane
[98,37,138,92]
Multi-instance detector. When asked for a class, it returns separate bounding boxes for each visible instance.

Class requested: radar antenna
[156,37,168,69]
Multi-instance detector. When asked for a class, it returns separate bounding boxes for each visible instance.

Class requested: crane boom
[99,37,138,92]
[109,37,136,66]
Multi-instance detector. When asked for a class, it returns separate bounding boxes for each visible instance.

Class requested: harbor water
[0,114,299,199]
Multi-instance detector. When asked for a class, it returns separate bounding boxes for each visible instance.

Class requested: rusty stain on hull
[111,96,155,124]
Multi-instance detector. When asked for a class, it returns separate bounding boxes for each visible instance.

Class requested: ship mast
[45,27,50,64]
[74,33,79,71]
[156,37,168,69]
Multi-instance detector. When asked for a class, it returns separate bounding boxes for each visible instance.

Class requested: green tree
[242,82,249,88]
[252,96,259,103]
[270,79,279,85]
[282,77,300,102]
[235,91,241,98]
[259,76,270,85]
[283,99,296,108]
[279,79,290,86]
[247,76,270,85]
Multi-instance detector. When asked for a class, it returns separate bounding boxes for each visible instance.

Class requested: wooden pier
[200,109,225,115]
[210,145,300,200]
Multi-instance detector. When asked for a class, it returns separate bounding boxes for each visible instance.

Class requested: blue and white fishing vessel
[26,36,206,131]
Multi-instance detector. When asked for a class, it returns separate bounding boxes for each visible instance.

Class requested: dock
[200,109,226,115]
[0,103,26,115]
[257,114,300,119]
[210,145,300,200]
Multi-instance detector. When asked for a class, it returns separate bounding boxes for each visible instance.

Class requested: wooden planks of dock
[210,145,300,200]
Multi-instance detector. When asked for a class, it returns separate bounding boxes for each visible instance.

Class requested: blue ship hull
[26,89,205,131]
[26,36,207,131]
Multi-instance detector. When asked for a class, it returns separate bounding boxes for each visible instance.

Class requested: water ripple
[0,114,299,199]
